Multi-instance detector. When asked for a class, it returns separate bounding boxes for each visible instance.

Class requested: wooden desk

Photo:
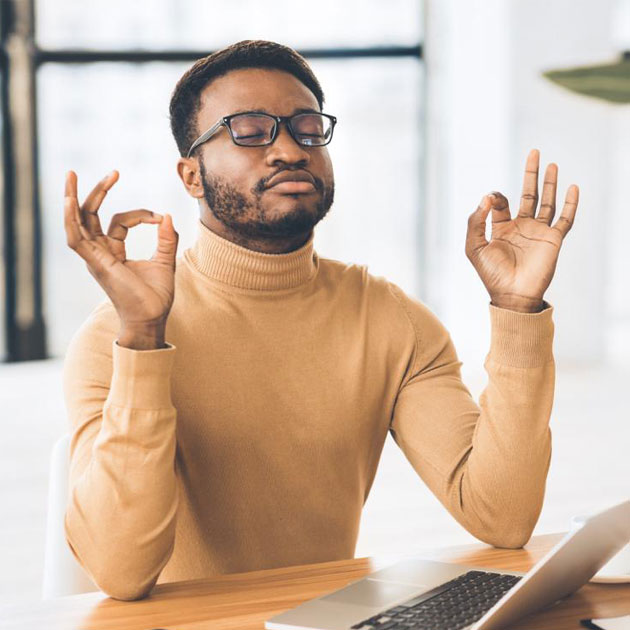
[1,534,628,630]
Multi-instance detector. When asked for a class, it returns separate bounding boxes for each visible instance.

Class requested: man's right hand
[64,170,179,350]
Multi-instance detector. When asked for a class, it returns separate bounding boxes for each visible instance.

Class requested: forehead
[197,67,320,129]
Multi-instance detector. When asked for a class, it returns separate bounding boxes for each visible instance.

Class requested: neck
[188,219,318,291]
[200,209,312,254]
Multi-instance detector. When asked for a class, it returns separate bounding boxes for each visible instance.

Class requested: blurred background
[1,0,629,605]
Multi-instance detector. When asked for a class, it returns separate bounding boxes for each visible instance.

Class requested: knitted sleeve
[389,285,554,548]
[62,301,178,600]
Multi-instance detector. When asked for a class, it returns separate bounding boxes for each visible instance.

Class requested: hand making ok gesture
[465,149,579,313]
[63,170,179,349]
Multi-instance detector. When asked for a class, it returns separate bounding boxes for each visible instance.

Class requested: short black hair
[169,39,325,157]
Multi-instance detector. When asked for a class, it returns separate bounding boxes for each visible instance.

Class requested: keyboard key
[351,570,521,630]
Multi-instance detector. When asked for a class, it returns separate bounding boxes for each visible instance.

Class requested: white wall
[424,0,627,369]
[607,106,630,365]
[424,0,512,370]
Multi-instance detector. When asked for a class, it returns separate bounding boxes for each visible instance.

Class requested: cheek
[203,146,261,189]
[315,149,334,184]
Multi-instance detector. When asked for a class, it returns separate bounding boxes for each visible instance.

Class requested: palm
[98,255,175,325]
[465,150,579,312]
[475,216,561,301]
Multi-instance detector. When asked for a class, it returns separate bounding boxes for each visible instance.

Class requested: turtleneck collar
[185,220,318,291]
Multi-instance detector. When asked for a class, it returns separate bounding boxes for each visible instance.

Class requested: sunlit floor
[0,358,628,605]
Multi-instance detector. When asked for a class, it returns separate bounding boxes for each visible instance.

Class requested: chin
[263,198,318,218]
[254,205,322,237]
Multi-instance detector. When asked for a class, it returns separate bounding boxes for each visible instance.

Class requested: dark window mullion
[2,0,47,361]
[33,45,422,66]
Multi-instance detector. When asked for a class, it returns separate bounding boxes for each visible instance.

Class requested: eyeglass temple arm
[186,119,224,158]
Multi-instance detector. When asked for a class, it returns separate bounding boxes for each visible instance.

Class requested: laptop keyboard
[350,570,522,630]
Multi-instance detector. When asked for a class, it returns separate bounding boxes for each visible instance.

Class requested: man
[62,40,579,601]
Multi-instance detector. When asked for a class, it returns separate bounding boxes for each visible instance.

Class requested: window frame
[0,0,423,361]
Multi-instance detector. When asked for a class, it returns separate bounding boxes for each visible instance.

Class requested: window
[3,0,424,359]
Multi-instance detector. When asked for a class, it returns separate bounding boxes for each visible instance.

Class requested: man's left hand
[465,148,579,313]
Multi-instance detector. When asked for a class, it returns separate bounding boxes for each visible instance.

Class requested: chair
[42,433,98,598]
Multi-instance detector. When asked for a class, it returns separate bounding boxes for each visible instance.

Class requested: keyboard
[350,570,522,630]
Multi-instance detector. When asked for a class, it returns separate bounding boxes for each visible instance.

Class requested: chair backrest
[42,433,99,599]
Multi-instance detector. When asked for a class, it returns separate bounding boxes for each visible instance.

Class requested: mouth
[264,169,317,195]
[266,181,317,194]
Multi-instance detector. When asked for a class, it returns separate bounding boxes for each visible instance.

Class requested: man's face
[193,67,335,240]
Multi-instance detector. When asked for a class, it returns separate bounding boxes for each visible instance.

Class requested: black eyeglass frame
[186,111,338,157]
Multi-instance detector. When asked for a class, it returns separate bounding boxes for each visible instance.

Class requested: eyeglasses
[186,111,337,157]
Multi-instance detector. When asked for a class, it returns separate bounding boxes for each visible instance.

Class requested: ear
[177,157,205,199]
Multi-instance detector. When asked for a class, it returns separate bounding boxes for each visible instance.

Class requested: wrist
[490,295,545,313]
[118,321,167,350]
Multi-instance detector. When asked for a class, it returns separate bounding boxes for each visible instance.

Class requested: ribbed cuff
[108,341,176,409]
[488,301,554,368]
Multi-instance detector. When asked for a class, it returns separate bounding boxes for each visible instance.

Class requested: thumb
[152,213,179,266]
[465,195,491,260]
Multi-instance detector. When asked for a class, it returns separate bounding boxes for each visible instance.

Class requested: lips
[268,181,316,193]
[266,170,316,189]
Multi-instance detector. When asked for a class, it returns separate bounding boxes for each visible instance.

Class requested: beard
[199,158,334,239]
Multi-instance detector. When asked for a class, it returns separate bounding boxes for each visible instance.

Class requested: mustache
[253,168,324,195]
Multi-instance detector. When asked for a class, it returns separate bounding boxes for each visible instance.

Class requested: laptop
[265,499,630,630]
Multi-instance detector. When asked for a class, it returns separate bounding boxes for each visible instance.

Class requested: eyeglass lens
[230,113,332,146]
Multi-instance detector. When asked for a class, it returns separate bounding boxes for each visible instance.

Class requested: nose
[264,121,311,167]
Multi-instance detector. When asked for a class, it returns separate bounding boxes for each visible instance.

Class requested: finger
[465,195,491,259]
[488,191,511,223]
[64,169,78,199]
[152,213,179,267]
[64,172,84,251]
[537,163,558,225]
[65,190,120,271]
[64,171,91,243]
[106,209,163,241]
[551,185,579,239]
[78,238,121,276]
[518,148,540,218]
[81,170,119,237]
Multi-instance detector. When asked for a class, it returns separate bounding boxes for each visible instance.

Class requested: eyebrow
[230,107,321,116]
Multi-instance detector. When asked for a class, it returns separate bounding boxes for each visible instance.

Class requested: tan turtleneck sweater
[63,220,555,601]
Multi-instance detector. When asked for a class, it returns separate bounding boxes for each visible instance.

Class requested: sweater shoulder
[316,256,390,299]
[316,256,445,339]
[384,281,450,348]
[316,255,368,282]
[67,300,119,353]
[317,256,435,317]
[316,255,388,291]
[317,257,454,379]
